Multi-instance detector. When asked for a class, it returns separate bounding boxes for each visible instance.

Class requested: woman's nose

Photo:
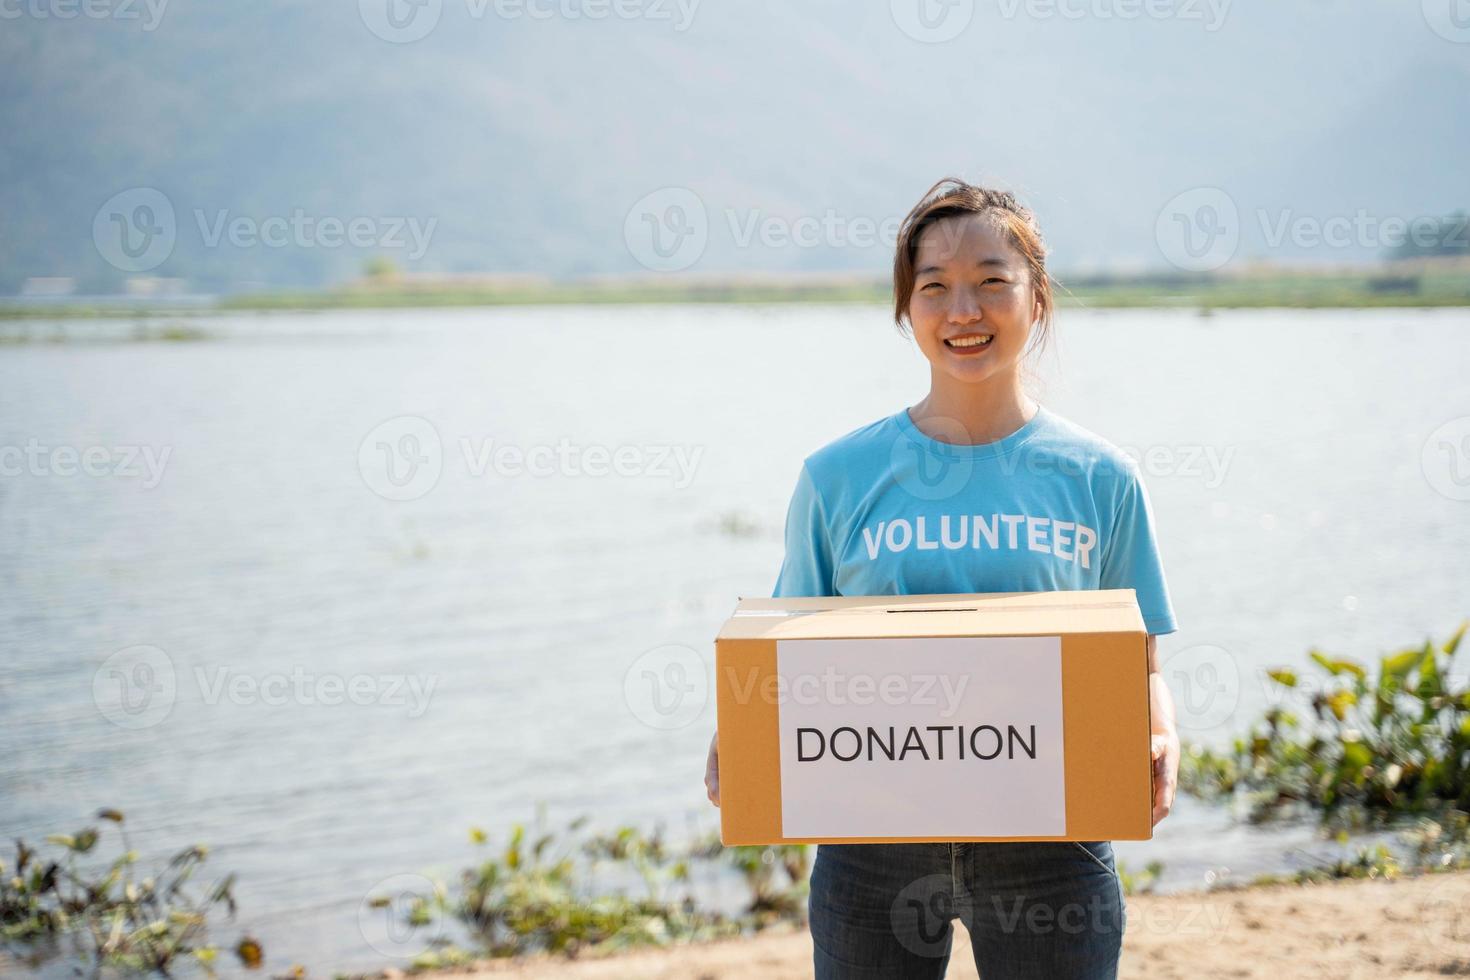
[948,290,983,324]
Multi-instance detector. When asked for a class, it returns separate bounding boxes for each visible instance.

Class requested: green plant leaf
[1382,648,1424,680]
[1444,621,1467,661]
[1310,650,1367,679]
[1267,669,1298,688]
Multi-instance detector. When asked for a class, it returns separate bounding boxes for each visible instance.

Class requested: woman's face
[906,212,1042,387]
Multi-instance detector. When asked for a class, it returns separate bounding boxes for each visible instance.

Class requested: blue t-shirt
[772,404,1179,635]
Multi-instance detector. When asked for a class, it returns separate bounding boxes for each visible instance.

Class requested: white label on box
[775,635,1065,838]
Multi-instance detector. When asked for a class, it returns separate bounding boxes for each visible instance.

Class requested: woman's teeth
[945,334,993,349]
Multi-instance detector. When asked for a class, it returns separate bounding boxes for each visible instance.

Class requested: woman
[705,177,1180,979]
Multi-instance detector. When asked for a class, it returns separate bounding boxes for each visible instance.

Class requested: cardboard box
[714,589,1153,844]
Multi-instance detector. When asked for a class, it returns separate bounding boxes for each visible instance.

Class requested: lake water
[2,304,1468,975]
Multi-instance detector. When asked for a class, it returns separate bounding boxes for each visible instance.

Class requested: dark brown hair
[892,177,1054,352]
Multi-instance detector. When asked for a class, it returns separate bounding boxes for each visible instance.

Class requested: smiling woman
[893,183,1055,399]
[705,176,1181,980]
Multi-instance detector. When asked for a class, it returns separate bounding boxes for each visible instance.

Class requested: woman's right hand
[704,731,720,807]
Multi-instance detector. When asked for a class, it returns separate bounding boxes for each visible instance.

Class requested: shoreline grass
[5,263,1470,320]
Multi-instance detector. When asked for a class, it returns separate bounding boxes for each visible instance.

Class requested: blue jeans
[808,841,1124,979]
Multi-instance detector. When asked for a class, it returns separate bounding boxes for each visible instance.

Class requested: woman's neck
[909,373,1037,446]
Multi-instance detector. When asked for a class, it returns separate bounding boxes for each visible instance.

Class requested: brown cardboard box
[714,589,1153,844]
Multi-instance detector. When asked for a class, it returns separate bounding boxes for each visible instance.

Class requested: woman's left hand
[1146,636,1179,827]
[1149,726,1179,827]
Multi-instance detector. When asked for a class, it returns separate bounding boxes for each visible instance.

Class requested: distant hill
[2,2,1466,293]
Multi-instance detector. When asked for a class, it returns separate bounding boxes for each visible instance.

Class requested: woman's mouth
[944,333,994,354]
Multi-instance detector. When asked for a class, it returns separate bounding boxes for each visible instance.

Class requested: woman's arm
[705,732,720,807]
[1147,634,1179,826]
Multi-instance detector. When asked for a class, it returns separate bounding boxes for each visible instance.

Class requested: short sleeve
[1099,465,1179,635]
[772,463,836,599]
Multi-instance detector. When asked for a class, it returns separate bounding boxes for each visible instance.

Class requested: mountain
[1,0,1466,292]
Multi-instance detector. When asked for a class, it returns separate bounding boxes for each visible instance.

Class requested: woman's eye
[982,277,1005,286]
[920,282,944,291]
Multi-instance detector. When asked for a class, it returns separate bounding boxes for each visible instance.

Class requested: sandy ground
[398,871,1470,979]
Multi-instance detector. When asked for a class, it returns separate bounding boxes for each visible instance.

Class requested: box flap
[716,590,1144,640]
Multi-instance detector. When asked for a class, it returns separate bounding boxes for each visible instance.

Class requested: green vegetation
[390,811,807,971]
[1242,813,1470,888]
[391,812,1173,972]
[1180,622,1469,827]
[0,809,256,976]
[5,260,1470,321]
